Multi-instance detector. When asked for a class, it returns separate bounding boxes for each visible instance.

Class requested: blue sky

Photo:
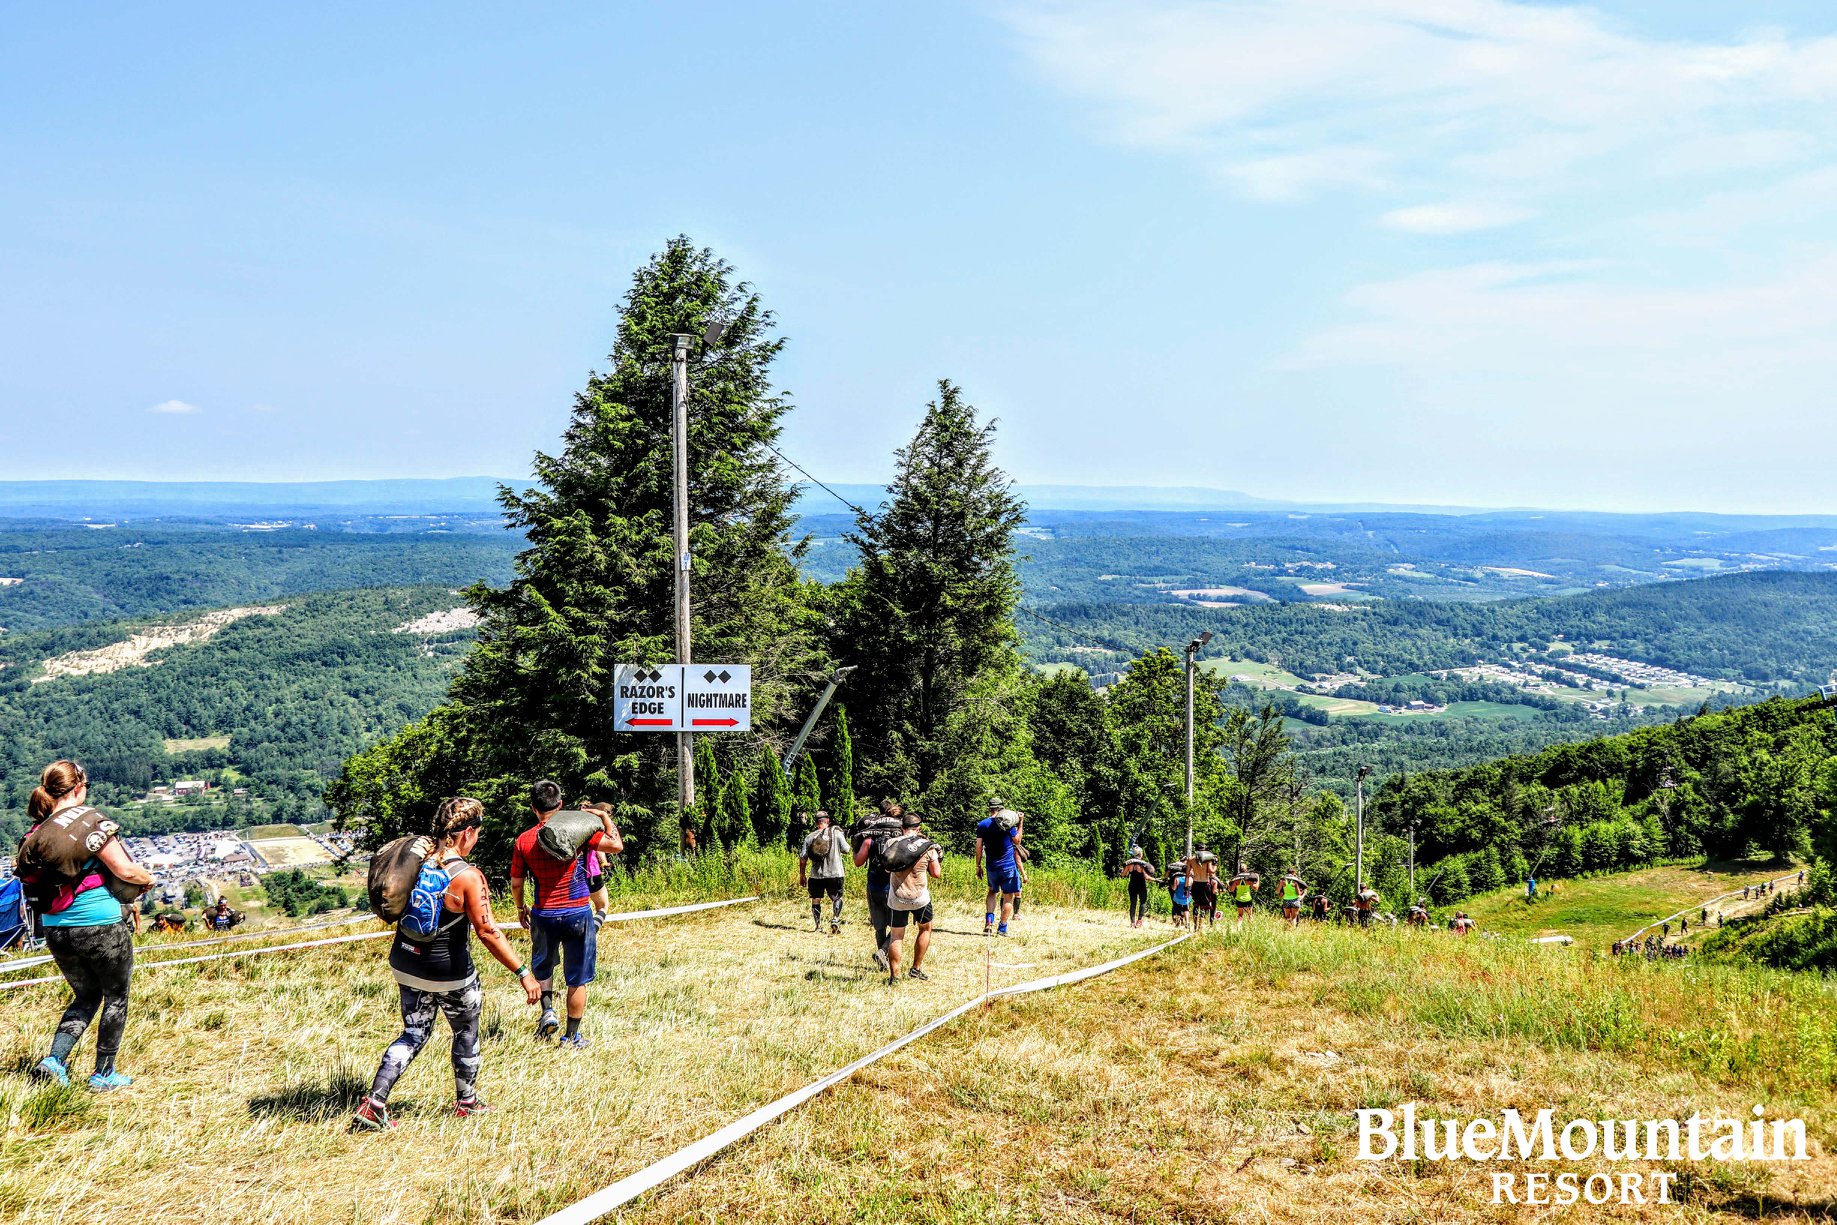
[4,2,1836,512]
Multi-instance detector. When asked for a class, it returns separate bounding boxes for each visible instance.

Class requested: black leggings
[1127,875,1149,921]
[368,977,483,1105]
[45,920,134,1075]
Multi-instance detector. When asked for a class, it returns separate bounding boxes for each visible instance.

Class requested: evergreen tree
[694,738,721,848]
[792,751,823,844]
[327,238,827,876]
[719,767,753,848]
[823,704,856,822]
[835,381,1025,799]
[753,747,792,848]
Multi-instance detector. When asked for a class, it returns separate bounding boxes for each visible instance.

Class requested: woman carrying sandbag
[353,797,541,1131]
[19,760,151,1092]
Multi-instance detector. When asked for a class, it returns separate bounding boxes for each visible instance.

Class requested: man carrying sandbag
[510,780,623,1047]
[797,810,849,935]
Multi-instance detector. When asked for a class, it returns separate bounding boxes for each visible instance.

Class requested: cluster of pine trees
[324,239,1837,903]
[324,241,1314,879]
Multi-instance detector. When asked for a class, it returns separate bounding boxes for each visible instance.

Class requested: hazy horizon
[7,3,1837,513]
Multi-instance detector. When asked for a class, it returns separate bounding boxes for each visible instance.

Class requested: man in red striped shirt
[510,780,622,1047]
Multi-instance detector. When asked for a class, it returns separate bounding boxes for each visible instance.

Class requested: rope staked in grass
[0,897,762,992]
[536,932,1192,1225]
[0,928,396,992]
[598,896,758,924]
[0,912,384,976]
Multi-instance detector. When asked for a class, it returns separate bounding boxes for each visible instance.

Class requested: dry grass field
[246,835,333,867]
[1,857,1832,1225]
[0,873,1157,1225]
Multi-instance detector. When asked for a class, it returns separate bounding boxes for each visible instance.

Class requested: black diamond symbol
[703,670,717,683]
[718,670,731,683]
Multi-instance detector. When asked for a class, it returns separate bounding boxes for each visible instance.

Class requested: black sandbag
[537,810,604,862]
[367,835,434,923]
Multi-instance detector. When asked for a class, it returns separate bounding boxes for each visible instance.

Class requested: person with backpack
[19,761,152,1092]
[1309,892,1331,923]
[853,800,903,969]
[882,811,942,983]
[975,797,1024,937]
[1122,847,1158,928]
[352,797,540,1131]
[798,811,849,934]
[510,780,623,1046]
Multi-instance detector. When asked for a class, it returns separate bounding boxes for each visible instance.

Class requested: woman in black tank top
[353,798,540,1131]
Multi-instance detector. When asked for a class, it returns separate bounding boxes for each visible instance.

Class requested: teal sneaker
[87,1070,132,1093]
[32,1057,69,1087]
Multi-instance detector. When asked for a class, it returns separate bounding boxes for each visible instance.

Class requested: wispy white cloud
[1380,202,1533,234]
[1004,1,1837,206]
[149,399,202,415]
[249,402,280,414]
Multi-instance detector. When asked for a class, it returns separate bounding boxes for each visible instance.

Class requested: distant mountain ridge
[7,478,1837,525]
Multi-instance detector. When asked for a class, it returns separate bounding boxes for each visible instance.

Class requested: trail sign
[614,664,752,732]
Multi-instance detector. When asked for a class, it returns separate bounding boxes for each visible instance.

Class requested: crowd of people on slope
[1113,845,1481,936]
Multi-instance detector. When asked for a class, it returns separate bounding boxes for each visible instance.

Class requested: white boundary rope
[599,896,757,924]
[0,912,381,975]
[0,895,760,992]
[536,931,1191,1225]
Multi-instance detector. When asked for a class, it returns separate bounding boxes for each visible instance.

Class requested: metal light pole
[1354,764,1372,889]
[784,666,856,773]
[1183,630,1212,859]
[669,334,695,826]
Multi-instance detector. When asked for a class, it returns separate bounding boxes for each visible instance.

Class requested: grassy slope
[0,861,1157,1225]
[629,921,1837,1224]
[1459,862,1796,946]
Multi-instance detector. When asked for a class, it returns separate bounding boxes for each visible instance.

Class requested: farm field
[248,835,333,867]
[162,735,231,754]
[1460,861,1799,946]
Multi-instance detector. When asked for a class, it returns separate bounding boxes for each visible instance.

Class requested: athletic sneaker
[535,1009,560,1039]
[907,967,929,981]
[997,925,1010,937]
[350,1099,397,1131]
[87,1070,133,1093]
[872,946,889,971]
[557,1033,591,1050]
[886,973,898,986]
[829,921,840,935]
[455,1097,495,1118]
[32,1057,68,1087]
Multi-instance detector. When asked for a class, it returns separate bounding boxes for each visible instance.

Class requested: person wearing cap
[797,810,850,934]
[975,797,1024,937]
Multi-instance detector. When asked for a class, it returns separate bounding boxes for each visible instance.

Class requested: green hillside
[0,586,478,838]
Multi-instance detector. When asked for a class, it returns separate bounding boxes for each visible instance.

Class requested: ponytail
[27,760,87,824]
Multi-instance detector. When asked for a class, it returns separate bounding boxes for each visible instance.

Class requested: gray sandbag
[367,835,434,923]
[536,810,604,862]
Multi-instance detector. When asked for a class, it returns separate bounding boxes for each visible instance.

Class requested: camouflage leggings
[367,976,482,1105]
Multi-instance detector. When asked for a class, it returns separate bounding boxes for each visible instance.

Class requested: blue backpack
[399,856,471,941]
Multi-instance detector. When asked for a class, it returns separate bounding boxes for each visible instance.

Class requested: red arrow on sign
[626,718,674,727]
[692,718,740,727]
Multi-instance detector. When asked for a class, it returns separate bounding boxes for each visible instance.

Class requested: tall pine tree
[822,705,856,821]
[328,238,827,875]
[753,746,792,848]
[792,752,823,844]
[835,381,1024,801]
